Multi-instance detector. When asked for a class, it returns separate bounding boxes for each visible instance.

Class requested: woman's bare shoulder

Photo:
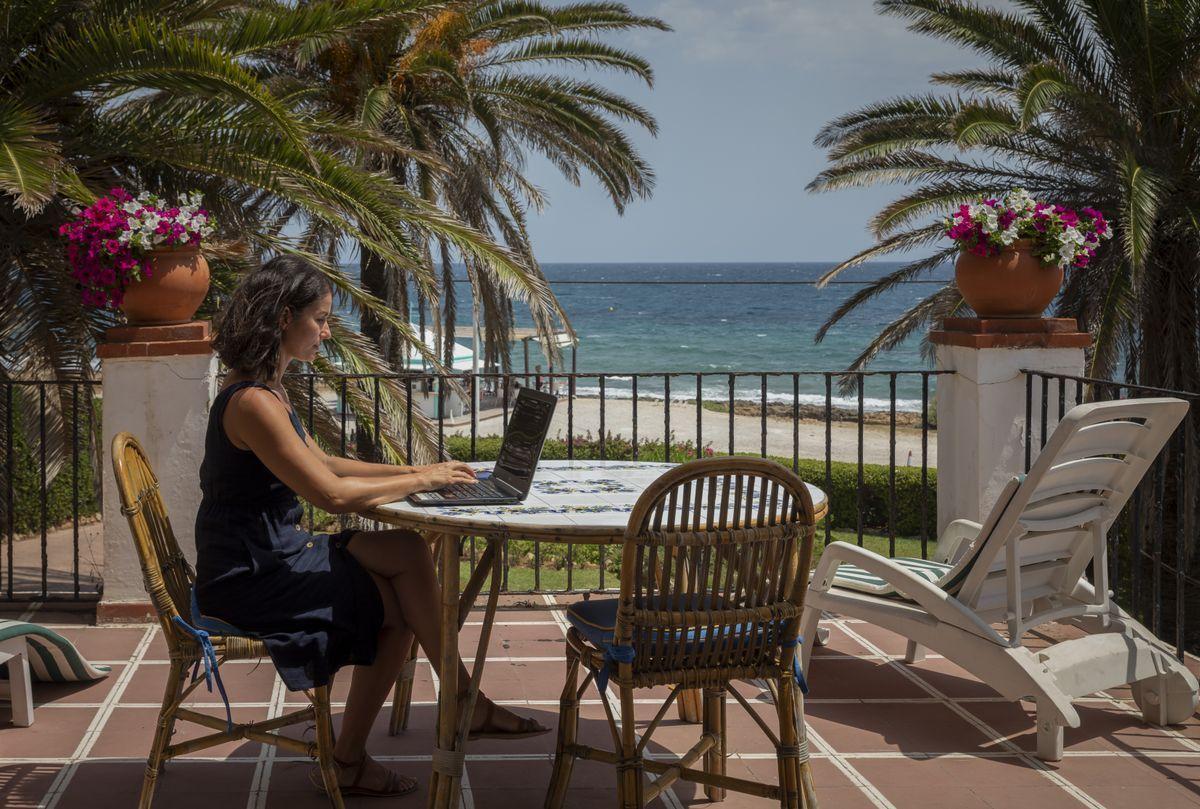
[223,385,292,449]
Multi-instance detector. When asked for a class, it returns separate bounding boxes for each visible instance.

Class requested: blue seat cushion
[566,596,785,653]
[189,589,251,638]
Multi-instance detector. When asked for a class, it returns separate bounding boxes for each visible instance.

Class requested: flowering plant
[944,188,1111,268]
[58,188,214,308]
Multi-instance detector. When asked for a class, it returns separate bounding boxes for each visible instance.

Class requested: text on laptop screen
[494,390,556,493]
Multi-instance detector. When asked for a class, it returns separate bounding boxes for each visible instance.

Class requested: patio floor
[3,596,1199,809]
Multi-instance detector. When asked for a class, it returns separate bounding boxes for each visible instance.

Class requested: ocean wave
[570,385,925,413]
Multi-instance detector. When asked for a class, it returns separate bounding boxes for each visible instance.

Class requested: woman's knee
[346,528,427,576]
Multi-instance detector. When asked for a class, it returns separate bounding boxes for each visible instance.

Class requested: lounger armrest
[934,520,982,564]
[809,541,999,640]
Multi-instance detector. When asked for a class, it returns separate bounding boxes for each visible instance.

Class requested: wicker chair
[545,457,820,809]
[111,432,343,809]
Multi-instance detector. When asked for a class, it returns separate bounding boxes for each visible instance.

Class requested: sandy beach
[447,396,937,468]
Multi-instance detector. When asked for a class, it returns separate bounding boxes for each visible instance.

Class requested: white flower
[122,201,141,215]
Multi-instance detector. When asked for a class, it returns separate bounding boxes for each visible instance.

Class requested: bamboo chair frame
[111,432,343,809]
[545,457,820,808]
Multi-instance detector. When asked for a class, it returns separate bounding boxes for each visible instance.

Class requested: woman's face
[280,290,333,364]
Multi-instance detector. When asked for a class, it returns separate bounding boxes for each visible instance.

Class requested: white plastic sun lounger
[801,398,1198,760]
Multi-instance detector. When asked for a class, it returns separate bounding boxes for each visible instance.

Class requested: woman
[195,256,547,798]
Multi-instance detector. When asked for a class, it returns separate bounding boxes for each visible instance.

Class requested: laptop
[408,387,557,506]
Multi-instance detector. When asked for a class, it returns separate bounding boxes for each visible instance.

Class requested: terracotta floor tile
[89,706,266,759]
[51,627,148,663]
[853,753,1049,789]
[120,660,279,706]
[466,659,568,702]
[1144,757,1200,801]
[880,783,1083,809]
[805,657,930,700]
[810,623,873,657]
[54,760,256,808]
[903,657,1002,699]
[0,705,98,758]
[141,629,171,662]
[836,621,912,657]
[264,758,430,807]
[965,700,1194,754]
[0,763,63,809]
[807,702,991,754]
[1055,754,1200,808]
[32,665,124,706]
[460,622,567,658]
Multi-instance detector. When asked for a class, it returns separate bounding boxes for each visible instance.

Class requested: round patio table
[364,459,828,809]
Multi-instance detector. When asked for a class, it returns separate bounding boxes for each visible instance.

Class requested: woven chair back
[614,457,817,687]
[111,433,194,638]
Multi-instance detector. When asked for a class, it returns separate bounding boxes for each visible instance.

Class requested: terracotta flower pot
[121,246,210,325]
[955,239,1063,318]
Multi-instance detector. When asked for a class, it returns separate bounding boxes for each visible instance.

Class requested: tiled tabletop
[373,460,829,534]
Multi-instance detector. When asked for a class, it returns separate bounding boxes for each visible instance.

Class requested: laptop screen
[493,388,557,495]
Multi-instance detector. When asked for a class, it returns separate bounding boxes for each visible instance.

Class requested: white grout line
[832,617,1110,809]
[244,673,287,809]
[18,601,43,622]
[38,624,157,809]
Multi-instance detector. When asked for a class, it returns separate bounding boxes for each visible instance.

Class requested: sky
[521,0,980,264]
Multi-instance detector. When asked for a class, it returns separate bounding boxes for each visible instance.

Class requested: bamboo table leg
[429,532,461,809]
[427,534,506,809]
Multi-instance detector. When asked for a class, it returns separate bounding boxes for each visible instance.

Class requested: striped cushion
[0,620,110,682]
[830,557,953,596]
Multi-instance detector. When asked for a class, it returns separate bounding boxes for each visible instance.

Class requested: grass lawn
[459,529,935,593]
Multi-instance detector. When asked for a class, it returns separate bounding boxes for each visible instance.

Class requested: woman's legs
[335,571,412,760]
[332,571,418,792]
[346,528,545,733]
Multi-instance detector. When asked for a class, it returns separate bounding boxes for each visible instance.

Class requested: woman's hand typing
[416,462,478,492]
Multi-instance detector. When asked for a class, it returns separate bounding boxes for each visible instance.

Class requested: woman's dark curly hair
[212,255,332,380]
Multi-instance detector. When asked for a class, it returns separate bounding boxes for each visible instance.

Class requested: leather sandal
[310,753,418,798]
[465,695,550,741]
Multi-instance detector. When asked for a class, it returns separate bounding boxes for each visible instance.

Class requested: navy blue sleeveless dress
[194,380,384,691]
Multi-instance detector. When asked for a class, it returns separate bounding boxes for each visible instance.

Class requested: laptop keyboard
[417,478,506,502]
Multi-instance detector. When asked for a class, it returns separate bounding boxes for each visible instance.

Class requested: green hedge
[443,433,935,536]
[3,404,100,536]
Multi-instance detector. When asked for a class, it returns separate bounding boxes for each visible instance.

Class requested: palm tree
[0,0,584,495]
[809,0,1200,398]
[297,2,668,372]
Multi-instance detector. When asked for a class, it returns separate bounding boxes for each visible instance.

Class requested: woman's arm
[225,388,476,513]
[297,420,474,480]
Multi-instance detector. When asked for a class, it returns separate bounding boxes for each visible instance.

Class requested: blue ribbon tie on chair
[171,615,234,732]
[595,644,636,694]
[779,636,809,695]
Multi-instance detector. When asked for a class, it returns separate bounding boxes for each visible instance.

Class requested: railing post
[930,317,1090,535]
[97,321,218,622]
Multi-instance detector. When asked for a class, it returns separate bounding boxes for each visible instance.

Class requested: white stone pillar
[98,322,217,622]
[932,318,1090,535]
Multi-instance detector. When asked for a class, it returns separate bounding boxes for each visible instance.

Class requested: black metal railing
[1024,370,1200,658]
[298,370,947,594]
[1,370,946,603]
[0,380,102,603]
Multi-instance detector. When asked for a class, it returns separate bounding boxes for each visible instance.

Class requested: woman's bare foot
[325,752,417,797]
[468,694,550,739]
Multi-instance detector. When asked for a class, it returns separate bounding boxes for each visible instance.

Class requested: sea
[336,261,953,412]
